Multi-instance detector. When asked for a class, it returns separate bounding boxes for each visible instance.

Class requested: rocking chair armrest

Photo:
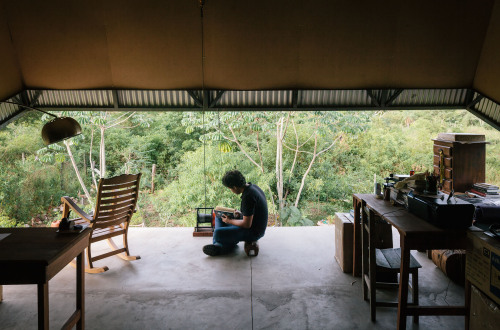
[61,196,93,222]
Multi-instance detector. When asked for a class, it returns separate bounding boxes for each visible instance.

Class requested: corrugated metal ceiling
[1,88,499,130]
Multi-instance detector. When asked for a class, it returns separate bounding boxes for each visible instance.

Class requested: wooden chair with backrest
[60,173,142,273]
[361,199,421,323]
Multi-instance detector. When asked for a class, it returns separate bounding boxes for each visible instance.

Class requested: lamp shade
[41,117,82,145]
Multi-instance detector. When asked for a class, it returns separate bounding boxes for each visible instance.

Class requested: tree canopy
[0,109,498,228]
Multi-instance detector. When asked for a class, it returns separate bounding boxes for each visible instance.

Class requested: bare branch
[64,140,93,206]
[108,112,129,123]
[316,134,343,157]
[120,123,141,129]
[229,125,263,172]
[281,112,291,139]
[88,128,98,189]
[106,112,136,129]
[256,131,264,170]
[294,132,318,207]
[299,133,315,148]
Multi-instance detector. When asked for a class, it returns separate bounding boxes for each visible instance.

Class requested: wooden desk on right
[353,194,468,330]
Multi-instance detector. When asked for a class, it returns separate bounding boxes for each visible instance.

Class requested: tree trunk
[89,128,98,189]
[151,164,156,193]
[64,141,92,205]
[275,117,285,212]
[99,126,106,178]
[285,119,300,200]
[295,132,318,207]
[295,153,316,207]
[293,130,341,207]
[60,162,64,190]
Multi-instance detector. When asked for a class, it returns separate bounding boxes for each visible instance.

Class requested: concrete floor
[0,227,465,330]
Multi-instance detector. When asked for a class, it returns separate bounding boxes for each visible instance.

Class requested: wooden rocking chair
[61,173,142,273]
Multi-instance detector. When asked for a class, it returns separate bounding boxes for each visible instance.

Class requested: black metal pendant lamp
[40,115,82,145]
[1,101,82,145]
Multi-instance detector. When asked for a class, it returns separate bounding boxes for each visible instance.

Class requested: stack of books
[468,183,500,199]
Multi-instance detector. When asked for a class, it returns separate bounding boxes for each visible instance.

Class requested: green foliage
[0,208,16,227]
[279,204,314,226]
[0,109,499,228]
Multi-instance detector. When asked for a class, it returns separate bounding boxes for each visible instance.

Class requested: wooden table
[353,194,468,330]
[0,227,91,330]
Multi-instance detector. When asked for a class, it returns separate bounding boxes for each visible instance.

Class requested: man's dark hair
[222,170,246,188]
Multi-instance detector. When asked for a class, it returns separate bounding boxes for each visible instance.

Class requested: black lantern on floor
[193,207,215,237]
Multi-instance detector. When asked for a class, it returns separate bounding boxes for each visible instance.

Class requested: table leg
[37,282,49,330]
[465,279,471,330]
[361,202,367,301]
[397,237,410,330]
[353,196,361,277]
[77,251,85,330]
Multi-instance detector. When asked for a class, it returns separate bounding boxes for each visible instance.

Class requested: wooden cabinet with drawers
[432,139,487,193]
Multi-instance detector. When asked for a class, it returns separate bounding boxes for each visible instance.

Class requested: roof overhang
[1,1,500,129]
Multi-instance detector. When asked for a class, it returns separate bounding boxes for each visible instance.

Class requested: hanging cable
[218,109,223,171]
[200,0,207,208]
[203,111,207,208]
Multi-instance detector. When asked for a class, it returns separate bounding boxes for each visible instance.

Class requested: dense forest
[0,109,499,228]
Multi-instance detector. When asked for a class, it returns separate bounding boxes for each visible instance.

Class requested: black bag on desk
[474,203,500,225]
[407,191,475,229]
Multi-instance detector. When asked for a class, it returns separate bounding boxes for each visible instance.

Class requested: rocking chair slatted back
[93,174,140,225]
[60,173,142,273]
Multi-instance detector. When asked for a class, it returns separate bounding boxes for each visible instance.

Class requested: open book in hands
[214,206,237,219]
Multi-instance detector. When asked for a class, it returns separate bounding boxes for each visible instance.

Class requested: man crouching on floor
[203,170,268,256]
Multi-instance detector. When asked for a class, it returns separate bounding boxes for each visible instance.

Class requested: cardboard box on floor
[469,285,500,330]
[466,231,500,306]
[335,213,353,273]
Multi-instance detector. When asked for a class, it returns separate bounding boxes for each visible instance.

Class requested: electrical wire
[200,1,207,208]
[203,111,207,208]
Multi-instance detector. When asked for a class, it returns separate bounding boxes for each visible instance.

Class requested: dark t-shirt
[240,183,268,237]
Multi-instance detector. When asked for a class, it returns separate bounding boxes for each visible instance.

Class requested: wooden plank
[91,248,126,262]
[92,216,129,229]
[100,173,140,186]
[98,198,135,210]
[61,310,81,330]
[37,282,49,330]
[377,248,421,269]
[100,187,136,199]
[90,227,125,241]
[97,208,132,220]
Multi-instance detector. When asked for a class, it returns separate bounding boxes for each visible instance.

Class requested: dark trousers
[213,216,262,251]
